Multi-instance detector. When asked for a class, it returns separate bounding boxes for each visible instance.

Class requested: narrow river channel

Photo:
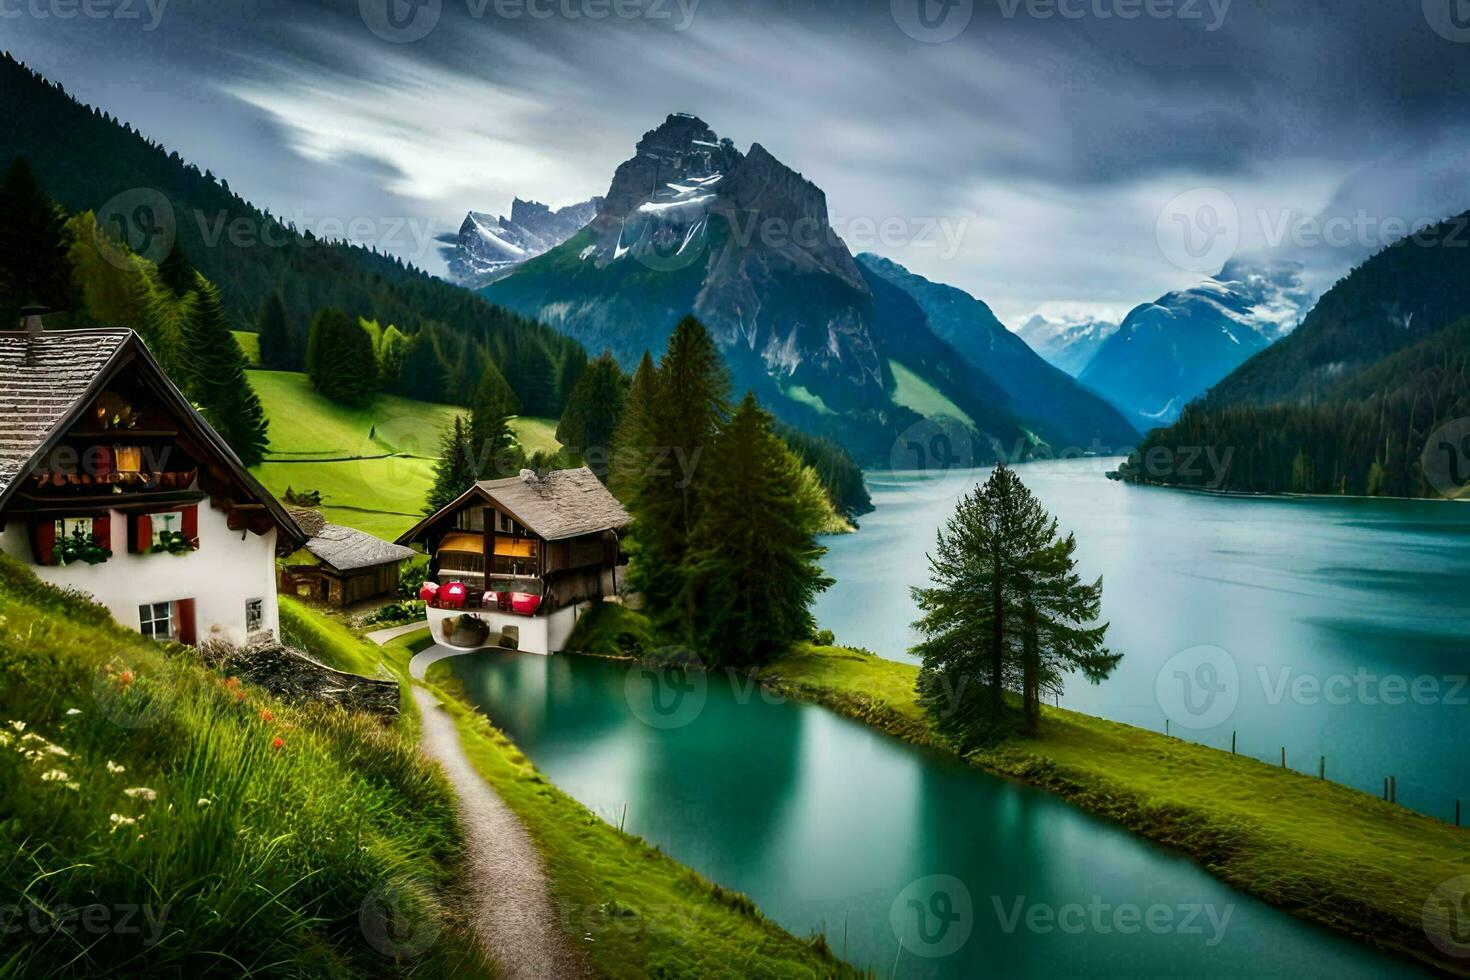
[445,649,1420,976]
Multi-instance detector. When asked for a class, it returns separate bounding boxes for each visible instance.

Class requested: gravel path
[411,687,586,978]
[400,642,586,979]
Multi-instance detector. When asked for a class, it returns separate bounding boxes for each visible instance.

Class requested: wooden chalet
[395,467,631,654]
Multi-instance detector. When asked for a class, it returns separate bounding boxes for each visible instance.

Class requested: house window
[245,598,264,633]
[139,602,174,641]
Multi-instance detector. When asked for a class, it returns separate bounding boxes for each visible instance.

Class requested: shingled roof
[477,467,632,541]
[396,466,631,546]
[0,329,130,498]
[0,327,305,551]
[303,523,415,572]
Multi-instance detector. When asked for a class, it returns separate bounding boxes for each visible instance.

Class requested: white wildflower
[40,769,68,782]
[65,708,81,717]
[105,761,125,775]
[196,798,211,808]
[19,733,43,745]
[0,732,10,748]
[9,720,24,732]
[44,744,68,758]
[108,814,137,832]
[123,787,157,802]
[64,782,79,792]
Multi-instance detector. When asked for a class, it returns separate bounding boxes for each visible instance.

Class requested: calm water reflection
[447,650,1418,977]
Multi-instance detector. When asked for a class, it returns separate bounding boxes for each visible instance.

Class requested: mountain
[482,113,1040,464]
[0,53,586,417]
[1078,258,1311,432]
[1015,314,1118,377]
[1120,209,1470,498]
[442,196,601,287]
[856,255,1138,450]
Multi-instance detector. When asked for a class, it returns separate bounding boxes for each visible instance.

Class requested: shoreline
[553,610,1466,978]
[745,645,1466,978]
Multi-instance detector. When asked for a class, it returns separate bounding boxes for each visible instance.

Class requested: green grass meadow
[247,369,561,540]
[0,554,488,976]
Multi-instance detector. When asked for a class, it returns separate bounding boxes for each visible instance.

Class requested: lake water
[446,649,1417,977]
[815,459,1470,820]
[441,458,1459,975]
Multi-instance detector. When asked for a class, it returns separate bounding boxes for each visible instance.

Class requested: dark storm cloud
[6,0,1470,320]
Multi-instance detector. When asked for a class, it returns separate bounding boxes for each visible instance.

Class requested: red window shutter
[130,513,153,554]
[175,598,196,645]
[92,514,111,551]
[30,521,57,565]
[181,505,199,546]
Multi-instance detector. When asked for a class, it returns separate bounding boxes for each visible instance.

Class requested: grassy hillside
[0,553,486,975]
[247,370,563,539]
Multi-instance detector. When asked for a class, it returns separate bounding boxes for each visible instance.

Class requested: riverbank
[362,627,856,978]
[753,642,1469,977]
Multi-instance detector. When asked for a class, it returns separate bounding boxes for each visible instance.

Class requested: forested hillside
[0,53,585,417]
[1122,212,1470,497]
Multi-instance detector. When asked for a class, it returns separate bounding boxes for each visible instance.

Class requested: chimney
[20,304,48,365]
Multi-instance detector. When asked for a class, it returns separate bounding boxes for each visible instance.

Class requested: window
[139,602,174,641]
[245,598,264,633]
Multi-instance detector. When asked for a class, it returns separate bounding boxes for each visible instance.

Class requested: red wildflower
[260,710,274,723]
[118,670,134,688]
[234,691,246,703]
[271,737,284,751]
[224,677,240,689]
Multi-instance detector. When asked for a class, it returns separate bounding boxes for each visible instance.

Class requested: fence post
[1165,719,1170,738]
[1457,800,1461,828]
[1231,730,1236,755]
[1319,755,1324,780]
[1280,746,1286,769]
[1384,777,1389,801]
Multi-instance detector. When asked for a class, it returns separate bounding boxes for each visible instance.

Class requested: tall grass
[0,554,488,976]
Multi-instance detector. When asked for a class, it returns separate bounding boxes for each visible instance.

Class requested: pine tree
[256,291,293,370]
[177,273,269,466]
[0,156,76,324]
[393,326,446,401]
[686,394,833,667]
[626,318,730,640]
[910,464,1118,745]
[609,352,658,501]
[306,307,378,406]
[426,416,476,514]
[469,374,521,480]
[556,351,628,479]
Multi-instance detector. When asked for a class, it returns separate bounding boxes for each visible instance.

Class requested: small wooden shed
[278,508,414,607]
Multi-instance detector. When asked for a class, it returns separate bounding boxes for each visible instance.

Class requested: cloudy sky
[8,0,1470,325]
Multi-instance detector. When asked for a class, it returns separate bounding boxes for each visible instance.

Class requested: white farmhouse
[0,321,305,646]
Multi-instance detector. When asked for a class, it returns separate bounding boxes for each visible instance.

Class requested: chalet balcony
[420,575,546,616]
